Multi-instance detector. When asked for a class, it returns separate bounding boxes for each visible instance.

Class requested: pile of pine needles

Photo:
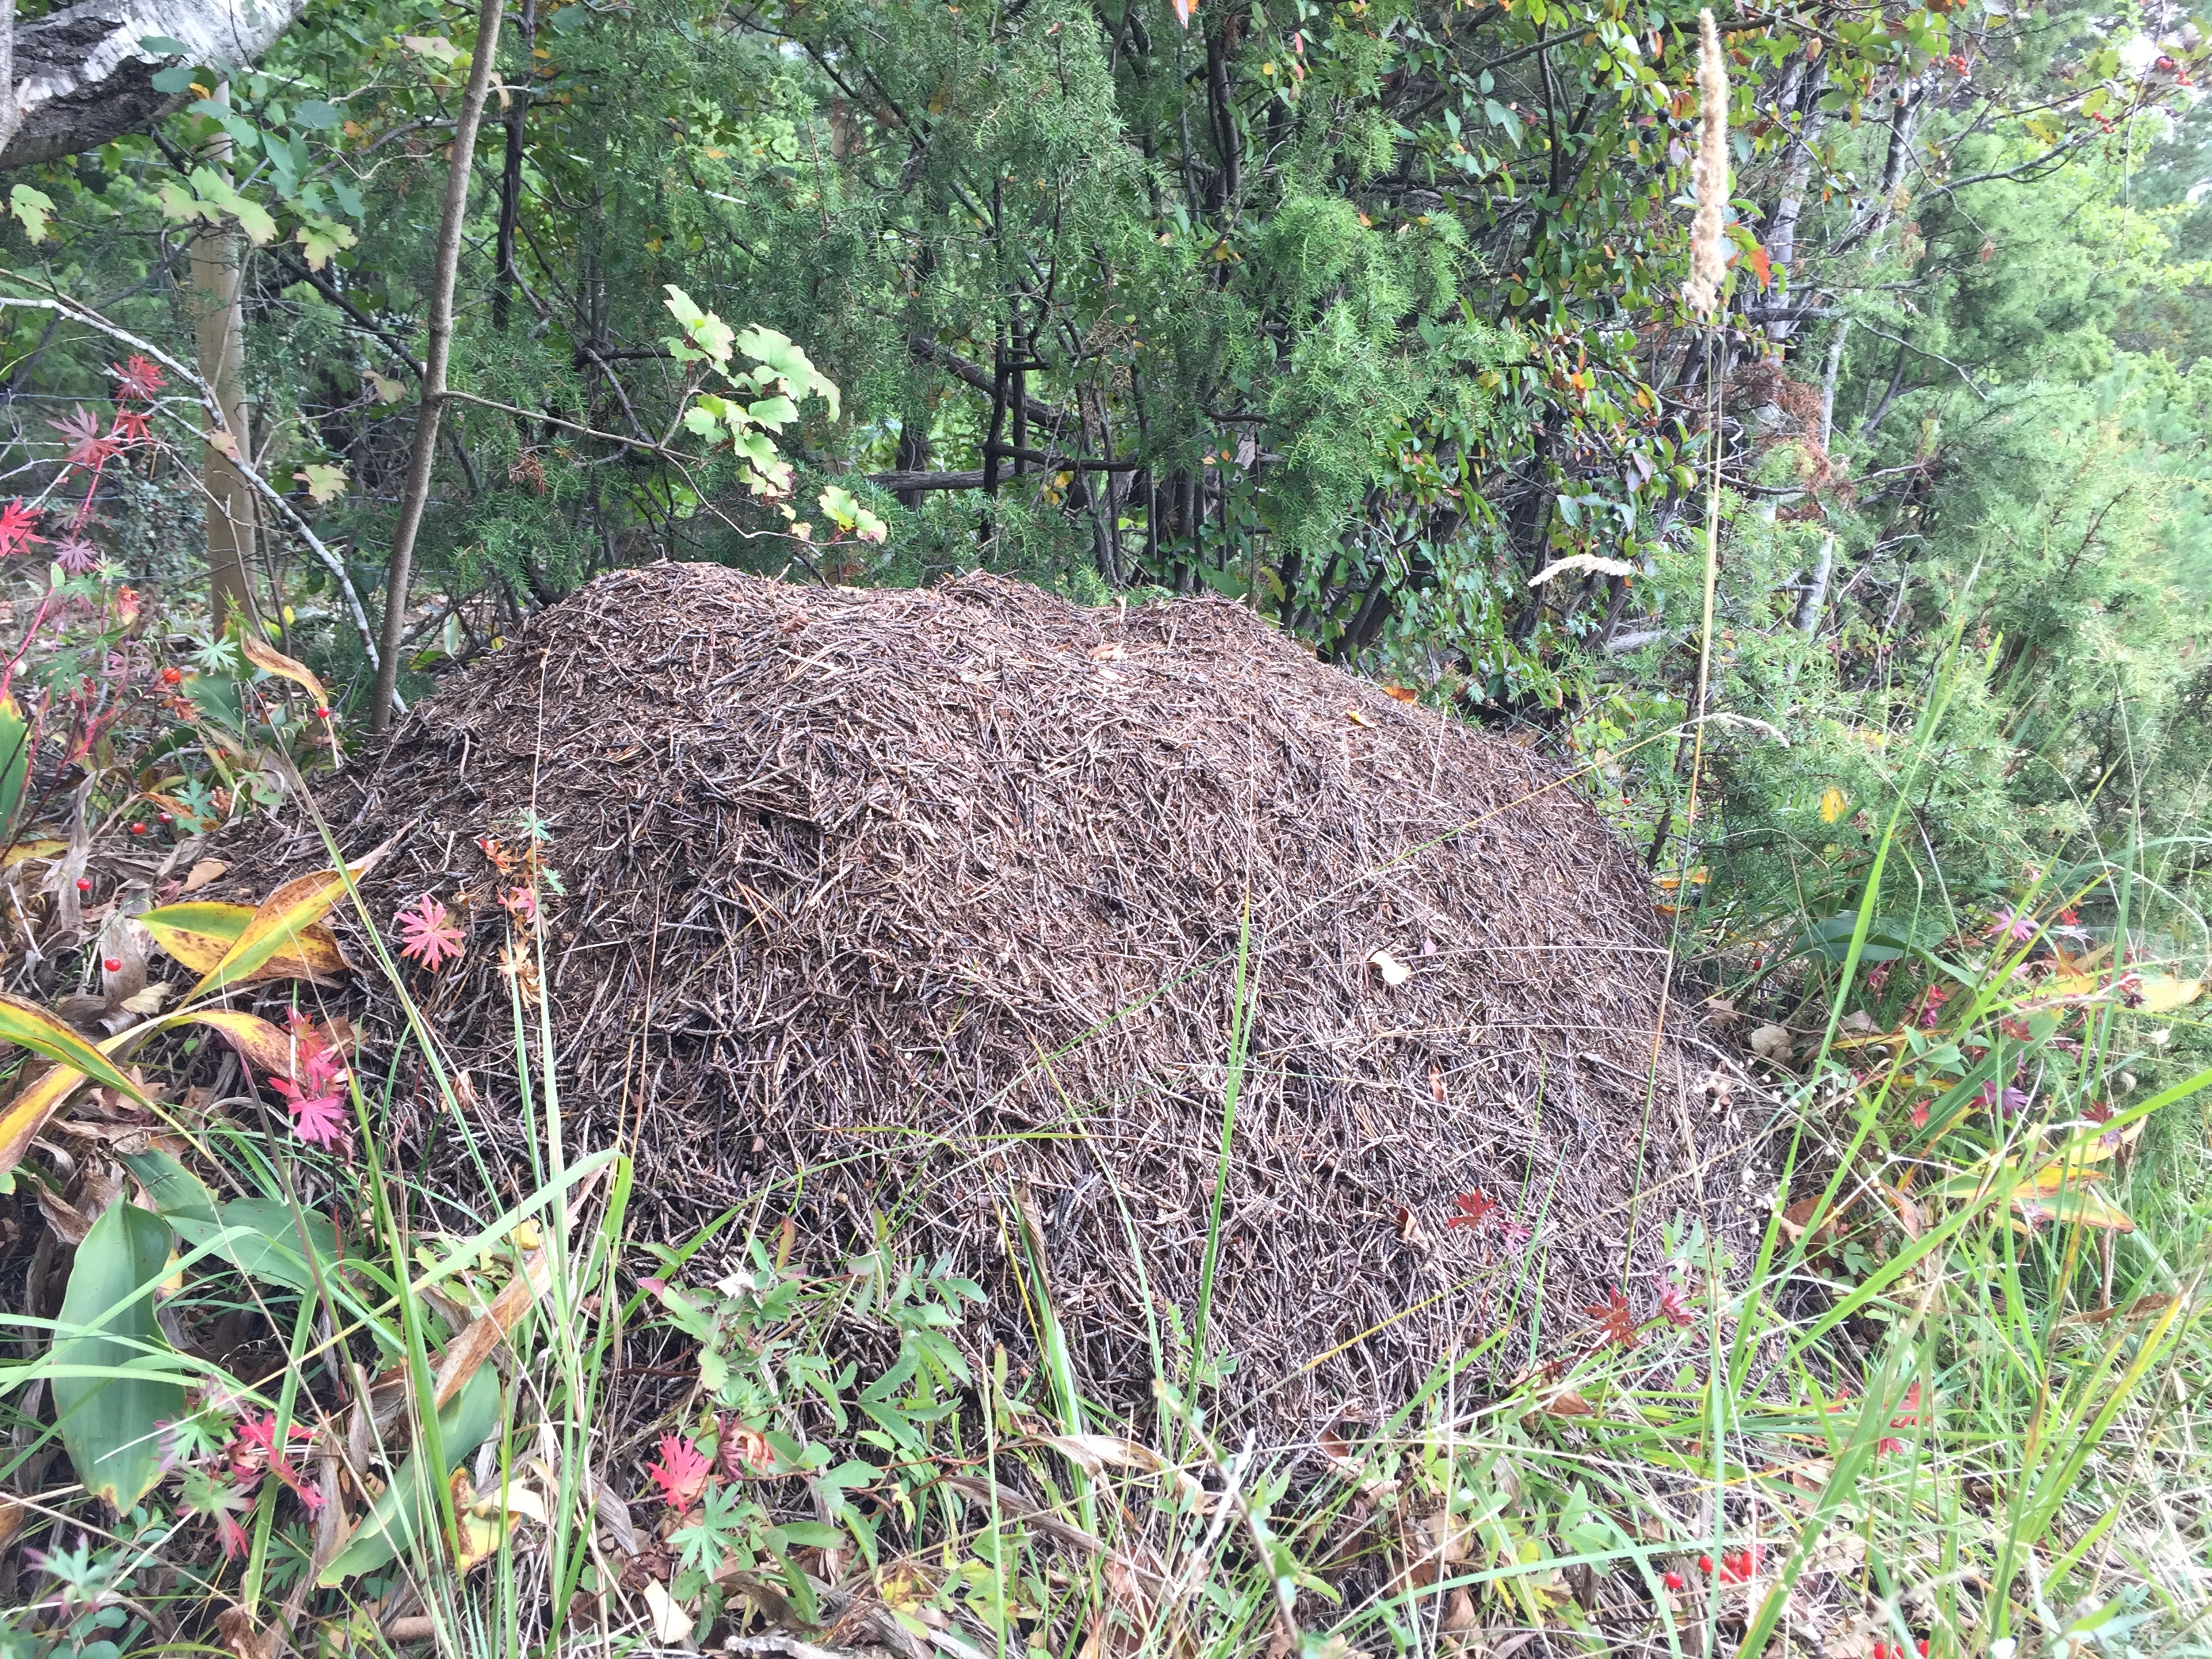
[239,564,1776,1427]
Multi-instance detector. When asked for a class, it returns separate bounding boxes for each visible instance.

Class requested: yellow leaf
[183,1010,300,1078]
[1818,787,1849,824]
[1380,684,1420,703]
[1,838,66,872]
[2135,975,2202,1014]
[1346,706,1375,729]
[191,841,391,1000]
[240,632,328,706]
[141,901,349,985]
[0,1025,141,1174]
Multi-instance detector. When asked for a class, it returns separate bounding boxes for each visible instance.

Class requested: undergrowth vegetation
[1,0,2210,1652]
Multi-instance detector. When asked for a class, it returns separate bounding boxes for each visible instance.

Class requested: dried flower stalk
[1683,9,1729,318]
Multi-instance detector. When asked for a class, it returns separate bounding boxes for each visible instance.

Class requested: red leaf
[1748,244,1774,290]
[1583,1287,1638,1349]
[1446,1189,1498,1231]
[49,405,119,470]
[648,1431,712,1512]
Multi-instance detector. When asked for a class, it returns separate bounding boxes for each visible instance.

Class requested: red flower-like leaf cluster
[268,1011,351,1152]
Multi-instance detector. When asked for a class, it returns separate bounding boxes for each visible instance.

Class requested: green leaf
[172,1197,343,1292]
[150,64,200,94]
[117,1148,218,1226]
[319,1366,504,1583]
[766,1521,848,1551]
[0,695,29,832]
[52,1201,186,1509]
[7,186,56,245]
[294,100,341,129]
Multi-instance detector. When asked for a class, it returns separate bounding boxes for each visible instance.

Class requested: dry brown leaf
[1380,684,1419,703]
[431,1246,553,1408]
[1750,1024,1795,1063]
[180,859,230,894]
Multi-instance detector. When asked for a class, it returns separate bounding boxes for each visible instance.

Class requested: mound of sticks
[245,564,1772,1428]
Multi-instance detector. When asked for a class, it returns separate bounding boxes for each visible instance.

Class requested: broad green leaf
[0,695,28,833]
[319,1366,504,1583]
[172,1198,344,1293]
[52,1200,185,1509]
[663,285,733,367]
[735,324,839,419]
[7,186,54,245]
[117,1147,218,1226]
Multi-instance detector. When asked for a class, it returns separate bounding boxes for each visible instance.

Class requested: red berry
[1663,1571,1685,1591]
[1697,1554,1713,1574]
[157,812,173,826]
[1918,1644,1929,1657]
[128,822,146,836]
[75,878,90,893]
[1873,1645,1888,1659]
[315,705,331,719]
[161,666,182,684]
[102,958,121,973]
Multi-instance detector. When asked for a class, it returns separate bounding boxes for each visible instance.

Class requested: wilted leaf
[191,843,390,998]
[180,859,229,893]
[1818,786,1848,824]
[1380,684,1419,703]
[431,1246,553,1408]
[239,632,329,706]
[1346,706,1375,729]
[183,1009,298,1076]
[1750,1023,1794,1063]
[1,838,67,872]
[643,1580,695,1645]
[142,900,349,986]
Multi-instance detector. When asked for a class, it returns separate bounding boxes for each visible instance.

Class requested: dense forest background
[3,0,2210,960]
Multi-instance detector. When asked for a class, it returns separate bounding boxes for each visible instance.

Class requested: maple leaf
[1910,1099,1931,1129]
[396,894,466,970]
[1446,1189,1498,1231]
[0,498,44,558]
[110,354,166,401]
[110,407,152,446]
[648,1431,712,1513]
[1988,906,2035,944]
[50,534,103,576]
[1657,1279,1695,1328]
[1584,1287,1638,1349]
[49,405,119,470]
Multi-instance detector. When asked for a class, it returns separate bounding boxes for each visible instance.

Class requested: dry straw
[1684,9,1729,317]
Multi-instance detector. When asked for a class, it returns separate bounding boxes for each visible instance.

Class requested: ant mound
[265,564,1769,1427]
